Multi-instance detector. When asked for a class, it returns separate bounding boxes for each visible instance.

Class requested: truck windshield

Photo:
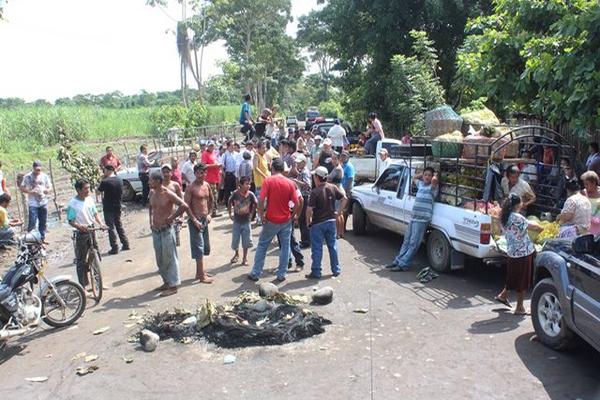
[307,111,320,119]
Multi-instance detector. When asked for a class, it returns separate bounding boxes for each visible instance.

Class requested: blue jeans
[232,220,253,250]
[393,220,429,269]
[365,133,382,155]
[28,205,48,240]
[310,219,340,277]
[251,220,292,279]
[152,226,180,287]
[278,226,304,267]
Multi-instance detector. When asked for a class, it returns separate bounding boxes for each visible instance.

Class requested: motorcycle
[0,231,86,345]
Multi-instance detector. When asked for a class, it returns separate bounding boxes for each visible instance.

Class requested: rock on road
[0,205,599,400]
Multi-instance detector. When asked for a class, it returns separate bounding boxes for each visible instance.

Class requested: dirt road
[1,205,599,400]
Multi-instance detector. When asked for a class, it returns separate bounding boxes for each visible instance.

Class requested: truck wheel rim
[433,237,446,264]
[538,292,562,338]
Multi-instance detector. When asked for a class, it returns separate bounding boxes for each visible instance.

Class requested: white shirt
[378,158,392,177]
[181,160,196,185]
[66,196,98,226]
[521,164,538,183]
[327,124,346,148]
[21,172,51,207]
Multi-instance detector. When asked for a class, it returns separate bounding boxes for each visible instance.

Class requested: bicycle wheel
[88,250,103,303]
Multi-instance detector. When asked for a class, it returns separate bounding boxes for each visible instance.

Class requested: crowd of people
[129,124,361,295]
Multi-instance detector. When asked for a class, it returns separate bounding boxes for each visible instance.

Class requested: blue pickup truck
[532,234,600,352]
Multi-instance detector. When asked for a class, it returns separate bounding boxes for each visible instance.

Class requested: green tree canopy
[456,0,600,133]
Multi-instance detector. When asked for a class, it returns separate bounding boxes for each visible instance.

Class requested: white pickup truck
[350,161,503,272]
[350,139,430,182]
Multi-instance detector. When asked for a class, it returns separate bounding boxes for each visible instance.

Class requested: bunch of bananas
[535,221,560,244]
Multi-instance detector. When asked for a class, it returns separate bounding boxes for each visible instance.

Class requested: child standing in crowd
[227,176,257,266]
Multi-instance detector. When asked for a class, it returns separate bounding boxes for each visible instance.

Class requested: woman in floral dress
[582,171,600,235]
[495,193,544,315]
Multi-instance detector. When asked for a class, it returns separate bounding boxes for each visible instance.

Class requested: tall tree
[208,0,302,110]
[309,0,492,128]
[297,11,337,102]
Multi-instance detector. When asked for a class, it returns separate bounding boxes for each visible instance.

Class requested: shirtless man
[148,171,189,297]
[184,163,214,283]
[161,163,183,198]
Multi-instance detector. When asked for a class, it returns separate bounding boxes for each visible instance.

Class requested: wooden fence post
[48,159,61,221]
[16,171,28,230]
[12,171,24,232]
[123,142,131,169]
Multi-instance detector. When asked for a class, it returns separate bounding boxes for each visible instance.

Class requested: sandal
[494,296,511,308]
[514,309,529,316]
[230,255,240,264]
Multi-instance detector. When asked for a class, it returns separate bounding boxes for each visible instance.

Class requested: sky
[0,0,319,101]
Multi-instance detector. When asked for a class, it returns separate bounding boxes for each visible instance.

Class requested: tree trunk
[181,60,188,107]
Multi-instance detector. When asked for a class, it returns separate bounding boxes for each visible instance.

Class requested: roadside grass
[0,104,241,175]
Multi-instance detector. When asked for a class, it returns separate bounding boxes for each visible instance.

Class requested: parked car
[116,151,162,201]
[286,116,298,128]
[531,234,600,352]
[350,161,503,272]
[305,107,320,128]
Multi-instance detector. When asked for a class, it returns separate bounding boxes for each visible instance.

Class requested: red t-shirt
[201,151,221,184]
[100,154,122,169]
[260,174,298,224]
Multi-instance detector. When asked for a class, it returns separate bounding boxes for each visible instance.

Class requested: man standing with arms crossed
[248,158,300,283]
[184,163,214,283]
[20,160,51,244]
[148,172,189,297]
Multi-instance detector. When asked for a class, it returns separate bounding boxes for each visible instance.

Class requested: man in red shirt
[248,158,300,282]
[201,141,222,217]
[99,146,122,171]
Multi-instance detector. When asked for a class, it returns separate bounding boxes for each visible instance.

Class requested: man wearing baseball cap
[20,160,52,243]
[98,164,130,254]
[248,158,300,282]
[305,166,347,279]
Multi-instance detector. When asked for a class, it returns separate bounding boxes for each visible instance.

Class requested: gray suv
[532,234,600,352]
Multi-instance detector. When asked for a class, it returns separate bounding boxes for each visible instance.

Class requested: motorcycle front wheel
[42,280,86,328]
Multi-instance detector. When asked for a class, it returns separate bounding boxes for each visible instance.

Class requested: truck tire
[427,230,451,273]
[352,202,367,235]
[531,278,575,351]
[122,181,136,202]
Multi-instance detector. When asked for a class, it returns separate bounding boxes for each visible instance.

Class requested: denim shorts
[232,220,253,250]
[188,218,209,259]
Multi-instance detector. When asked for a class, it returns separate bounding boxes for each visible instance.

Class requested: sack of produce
[460,107,500,135]
[432,130,463,158]
[462,126,510,159]
[425,105,463,139]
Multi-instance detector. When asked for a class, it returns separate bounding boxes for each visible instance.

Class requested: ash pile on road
[141,292,331,348]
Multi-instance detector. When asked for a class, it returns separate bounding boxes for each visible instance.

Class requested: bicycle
[71,225,105,303]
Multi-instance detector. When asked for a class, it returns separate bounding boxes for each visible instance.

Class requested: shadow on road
[344,229,508,310]
[514,332,600,399]
[469,309,525,334]
[0,343,27,365]
[112,271,156,287]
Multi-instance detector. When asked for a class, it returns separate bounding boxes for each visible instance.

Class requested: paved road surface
[1,206,599,399]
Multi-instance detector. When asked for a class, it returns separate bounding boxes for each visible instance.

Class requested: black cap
[271,157,285,172]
